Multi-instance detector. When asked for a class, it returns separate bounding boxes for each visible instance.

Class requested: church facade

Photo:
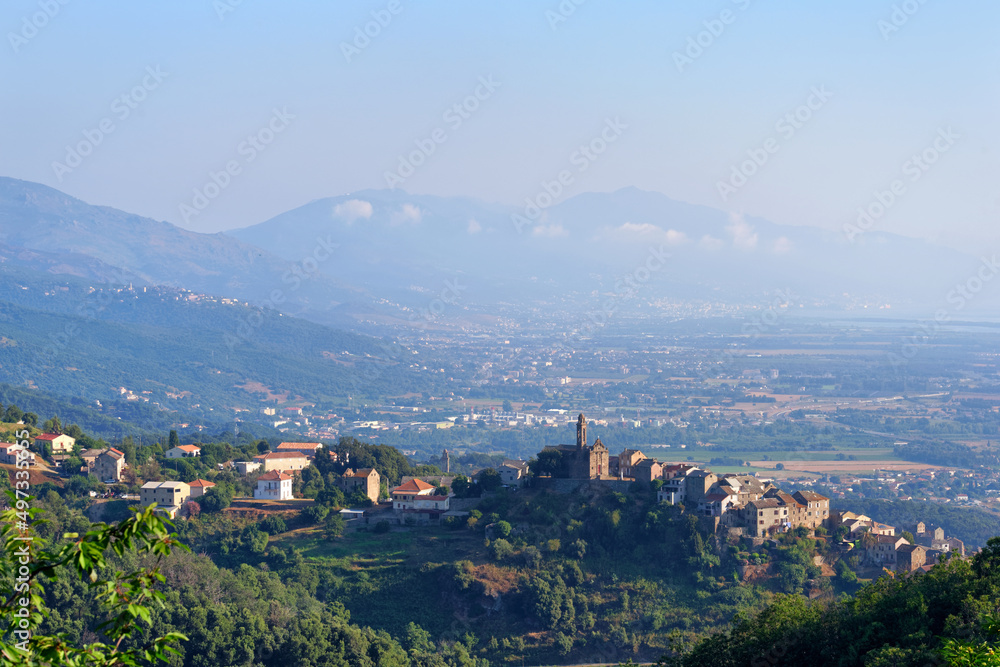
[541,414,610,479]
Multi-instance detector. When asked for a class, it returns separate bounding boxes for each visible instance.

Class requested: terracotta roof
[101,448,125,459]
[392,478,436,493]
[35,433,70,441]
[794,490,828,502]
[344,468,376,478]
[258,471,291,481]
[277,442,323,450]
[255,451,308,460]
[188,479,216,488]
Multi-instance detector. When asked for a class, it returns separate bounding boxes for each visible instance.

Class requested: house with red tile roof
[254,471,292,500]
[34,433,75,453]
[166,444,201,459]
[188,479,216,498]
[253,451,309,473]
[337,468,380,503]
[93,448,126,482]
[391,478,450,523]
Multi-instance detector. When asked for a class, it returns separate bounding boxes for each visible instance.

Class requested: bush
[261,515,287,534]
[303,504,330,524]
[491,538,514,562]
[324,514,345,538]
[374,519,391,533]
[495,520,512,538]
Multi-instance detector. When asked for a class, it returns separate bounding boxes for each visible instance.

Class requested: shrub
[374,519,391,533]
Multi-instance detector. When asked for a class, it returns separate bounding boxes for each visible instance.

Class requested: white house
[0,443,34,465]
[34,433,75,453]
[165,445,201,459]
[498,460,529,487]
[254,471,293,500]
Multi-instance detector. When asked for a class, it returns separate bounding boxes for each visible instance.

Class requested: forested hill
[673,541,1000,666]
[0,271,453,428]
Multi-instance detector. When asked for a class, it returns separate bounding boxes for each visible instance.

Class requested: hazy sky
[2,1,997,252]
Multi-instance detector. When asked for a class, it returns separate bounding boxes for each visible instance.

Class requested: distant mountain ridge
[0,176,991,328]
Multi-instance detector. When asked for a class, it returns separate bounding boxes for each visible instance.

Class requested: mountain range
[0,176,991,330]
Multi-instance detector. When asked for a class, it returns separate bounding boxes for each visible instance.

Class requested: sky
[1,1,998,253]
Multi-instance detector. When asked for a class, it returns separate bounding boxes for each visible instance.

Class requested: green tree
[198,486,232,513]
[167,430,180,450]
[41,415,61,434]
[1,495,188,665]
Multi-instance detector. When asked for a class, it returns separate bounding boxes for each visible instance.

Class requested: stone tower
[443,448,450,473]
[576,413,587,450]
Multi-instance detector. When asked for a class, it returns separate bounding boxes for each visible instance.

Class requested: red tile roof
[255,451,308,460]
[392,478,435,494]
[258,471,291,481]
[188,479,216,488]
[34,433,69,441]
[277,442,323,450]
[345,468,377,478]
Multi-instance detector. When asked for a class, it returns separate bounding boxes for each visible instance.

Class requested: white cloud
[392,203,422,225]
[772,236,793,254]
[467,218,482,234]
[699,235,724,251]
[726,212,758,250]
[607,222,688,245]
[532,224,568,238]
[333,199,373,223]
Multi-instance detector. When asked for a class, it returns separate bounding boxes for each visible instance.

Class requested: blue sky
[1,1,997,252]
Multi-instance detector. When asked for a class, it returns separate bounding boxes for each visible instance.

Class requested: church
[540,414,610,479]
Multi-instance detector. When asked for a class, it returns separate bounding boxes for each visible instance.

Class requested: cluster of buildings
[832,511,965,573]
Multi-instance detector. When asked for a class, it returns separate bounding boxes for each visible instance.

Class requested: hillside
[0,271,452,433]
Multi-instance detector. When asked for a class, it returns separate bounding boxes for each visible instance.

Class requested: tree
[901,530,915,544]
[4,405,24,425]
[502,400,514,413]
[1,495,188,665]
[324,514,346,539]
[41,415,61,433]
[21,413,37,427]
[477,468,502,492]
[198,486,232,513]
[490,538,514,561]
[494,520,512,538]
[168,430,180,450]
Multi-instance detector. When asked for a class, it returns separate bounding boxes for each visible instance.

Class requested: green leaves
[1,493,190,666]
